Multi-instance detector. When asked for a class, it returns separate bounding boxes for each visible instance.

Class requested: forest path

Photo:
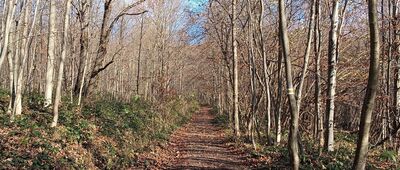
[163,107,250,169]
[146,107,251,169]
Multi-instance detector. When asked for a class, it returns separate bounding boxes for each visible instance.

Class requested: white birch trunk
[0,0,17,71]
[325,0,340,152]
[52,0,72,127]
[44,0,56,107]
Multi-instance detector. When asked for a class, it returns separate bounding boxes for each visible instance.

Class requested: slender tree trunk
[352,0,380,168]
[14,0,40,116]
[232,0,240,137]
[324,0,340,152]
[246,0,257,149]
[256,0,272,143]
[78,56,90,106]
[44,0,57,107]
[7,21,16,117]
[278,0,299,168]
[52,0,72,127]
[0,0,8,48]
[392,0,400,152]
[136,15,144,95]
[276,50,283,145]
[13,0,29,116]
[297,0,316,111]
[314,0,324,150]
[0,0,17,71]
[74,0,90,96]
[383,0,392,148]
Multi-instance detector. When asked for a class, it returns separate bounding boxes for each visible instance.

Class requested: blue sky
[122,0,208,44]
[184,0,208,45]
[186,0,208,13]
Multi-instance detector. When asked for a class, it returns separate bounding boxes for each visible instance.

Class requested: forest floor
[136,107,257,169]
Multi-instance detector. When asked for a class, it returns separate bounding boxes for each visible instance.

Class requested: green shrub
[210,105,219,115]
[32,152,54,170]
[26,92,46,111]
[0,88,8,112]
[380,150,397,163]
[212,114,229,126]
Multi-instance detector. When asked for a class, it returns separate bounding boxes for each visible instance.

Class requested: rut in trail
[157,107,251,169]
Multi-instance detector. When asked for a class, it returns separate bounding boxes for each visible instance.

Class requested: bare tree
[44,0,57,107]
[84,0,146,97]
[278,0,299,168]
[136,14,144,95]
[232,0,240,138]
[314,0,323,149]
[297,0,316,112]
[325,0,340,152]
[13,0,40,116]
[0,0,17,71]
[352,0,380,168]
[52,0,72,127]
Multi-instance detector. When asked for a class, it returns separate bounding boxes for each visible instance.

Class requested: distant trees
[203,0,399,168]
[0,0,398,168]
[0,0,192,126]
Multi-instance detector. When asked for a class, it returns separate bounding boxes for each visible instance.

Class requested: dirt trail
[139,107,251,169]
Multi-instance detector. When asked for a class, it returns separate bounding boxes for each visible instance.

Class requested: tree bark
[314,0,323,150]
[276,49,283,145]
[278,0,300,168]
[52,0,72,127]
[297,0,316,112]
[0,0,17,71]
[74,0,91,96]
[324,0,340,152]
[136,15,144,95]
[352,0,380,168]
[44,0,57,107]
[232,0,240,138]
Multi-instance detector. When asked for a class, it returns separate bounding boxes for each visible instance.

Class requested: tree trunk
[74,0,91,96]
[232,0,240,138]
[52,0,72,127]
[136,15,144,95]
[297,0,316,112]
[393,0,400,151]
[246,0,257,150]
[352,0,380,168]
[324,0,340,152]
[44,0,57,107]
[0,0,17,71]
[278,0,300,168]
[7,20,16,117]
[314,0,324,150]
[14,0,40,116]
[276,50,283,145]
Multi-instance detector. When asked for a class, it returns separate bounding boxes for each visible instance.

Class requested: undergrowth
[210,106,229,127]
[0,92,199,169]
[209,101,399,169]
[250,131,399,169]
